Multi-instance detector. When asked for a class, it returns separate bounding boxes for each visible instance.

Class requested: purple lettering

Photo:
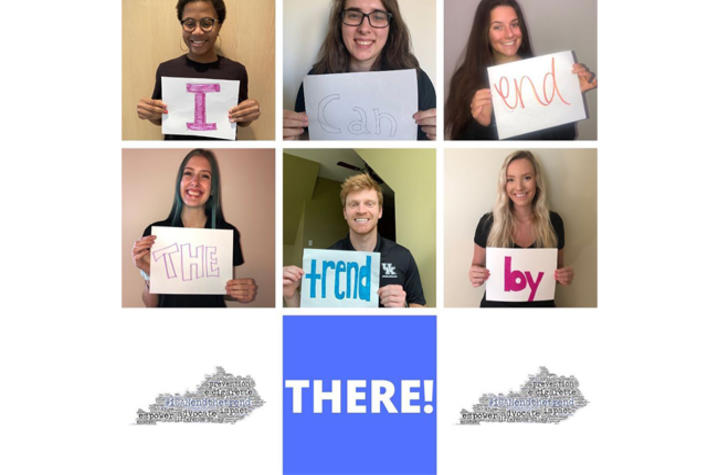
[181,243,205,281]
[186,83,220,131]
[152,244,179,279]
[206,246,219,277]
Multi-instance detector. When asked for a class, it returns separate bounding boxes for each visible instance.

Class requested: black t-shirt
[329,234,426,306]
[151,54,249,141]
[294,68,436,140]
[473,211,564,307]
[142,218,244,307]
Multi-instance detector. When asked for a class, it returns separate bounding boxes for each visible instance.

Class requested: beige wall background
[122,0,275,140]
[444,148,596,307]
[122,148,275,307]
[283,0,436,109]
[444,0,597,140]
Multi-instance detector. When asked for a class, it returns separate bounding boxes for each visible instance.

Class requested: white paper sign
[485,247,557,302]
[487,51,586,139]
[300,248,380,307]
[149,226,233,295]
[303,69,418,140]
[161,76,239,140]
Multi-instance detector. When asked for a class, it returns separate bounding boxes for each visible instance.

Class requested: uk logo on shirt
[382,262,398,278]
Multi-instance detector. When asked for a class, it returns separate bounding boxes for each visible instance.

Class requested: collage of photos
[120,0,598,473]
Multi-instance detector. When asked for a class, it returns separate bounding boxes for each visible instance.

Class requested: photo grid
[120,1,599,473]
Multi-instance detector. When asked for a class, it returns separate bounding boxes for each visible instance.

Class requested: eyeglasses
[341,9,392,28]
[180,17,219,33]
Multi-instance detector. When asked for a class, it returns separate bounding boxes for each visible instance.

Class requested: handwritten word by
[504,256,544,302]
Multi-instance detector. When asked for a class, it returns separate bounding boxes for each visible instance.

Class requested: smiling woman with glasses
[283,0,437,141]
[136,0,261,140]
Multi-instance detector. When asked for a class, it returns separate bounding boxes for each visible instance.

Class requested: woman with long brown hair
[469,151,573,307]
[283,0,436,140]
[445,0,596,140]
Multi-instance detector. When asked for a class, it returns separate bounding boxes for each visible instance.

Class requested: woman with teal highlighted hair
[131,149,257,307]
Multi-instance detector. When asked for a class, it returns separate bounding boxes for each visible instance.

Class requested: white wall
[283,0,437,108]
[444,148,597,307]
[444,0,597,139]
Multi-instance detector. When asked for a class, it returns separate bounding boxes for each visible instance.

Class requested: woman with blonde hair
[469,150,573,307]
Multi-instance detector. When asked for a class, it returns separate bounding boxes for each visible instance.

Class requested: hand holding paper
[225,278,257,303]
[487,51,586,139]
[161,76,240,140]
[378,284,407,307]
[137,98,167,125]
[303,69,418,140]
[485,247,557,302]
[132,234,156,275]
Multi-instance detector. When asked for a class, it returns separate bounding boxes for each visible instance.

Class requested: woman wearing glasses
[445,0,597,140]
[136,0,260,140]
[131,149,258,307]
[283,0,436,140]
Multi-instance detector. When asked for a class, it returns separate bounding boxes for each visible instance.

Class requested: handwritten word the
[186,83,220,131]
[304,255,373,301]
[493,57,570,110]
[504,256,544,302]
[318,94,398,137]
[152,242,220,281]
[284,379,434,414]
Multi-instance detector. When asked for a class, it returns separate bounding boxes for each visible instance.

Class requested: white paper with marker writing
[300,248,380,307]
[487,51,586,139]
[161,76,239,140]
[150,226,233,295]
[303,69,418,140]
[485,247,557,302]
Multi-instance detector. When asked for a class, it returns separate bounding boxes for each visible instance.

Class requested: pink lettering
[186,83,220,131]
[493,57,571,111]
[503,256,544,302]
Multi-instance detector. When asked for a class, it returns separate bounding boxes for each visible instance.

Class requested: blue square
[283,316,437,475]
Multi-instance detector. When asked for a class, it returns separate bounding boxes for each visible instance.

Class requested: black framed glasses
[341,9,392,28]
[181,17,219,32]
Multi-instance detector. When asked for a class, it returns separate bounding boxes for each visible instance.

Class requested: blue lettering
[334,261,346,299]
[321,260,336,298]
[359,256,371,302]
[346,262,359,298]
[305,259,322,298]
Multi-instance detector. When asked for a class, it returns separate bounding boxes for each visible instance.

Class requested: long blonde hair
[487,151,557,248]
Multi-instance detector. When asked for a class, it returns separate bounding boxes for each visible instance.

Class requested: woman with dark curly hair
[136,0,260,140]
[131,149,257,307]
[445,0,596,140]
[283,0,436,140]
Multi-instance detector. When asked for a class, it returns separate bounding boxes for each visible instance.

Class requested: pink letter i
[186,83,220,131]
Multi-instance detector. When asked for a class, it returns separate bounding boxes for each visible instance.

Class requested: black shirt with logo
[329,234,426,306]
